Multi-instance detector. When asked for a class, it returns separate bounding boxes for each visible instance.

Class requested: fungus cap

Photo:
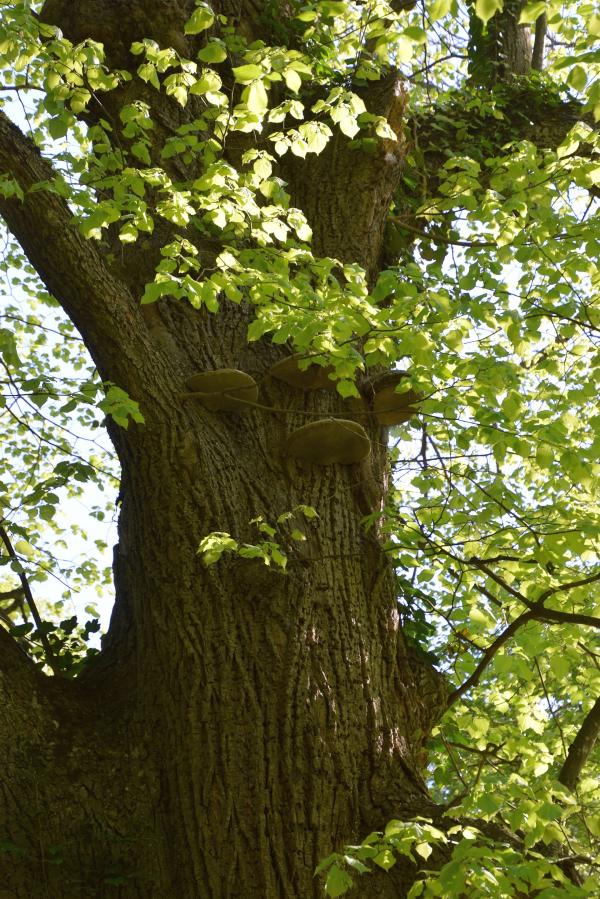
[373,371,421,425]
[285,419,370,465]
[186,369,258,411]
[270,355,336,391]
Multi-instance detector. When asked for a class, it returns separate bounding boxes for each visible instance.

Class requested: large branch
[0,111,156,394]
[558,696,600,792]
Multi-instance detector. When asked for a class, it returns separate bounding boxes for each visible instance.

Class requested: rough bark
[531,13,547,71]
[559,696,600,793]
[469,0,532,83]
[0,3,448,897]
[0,1,591,896]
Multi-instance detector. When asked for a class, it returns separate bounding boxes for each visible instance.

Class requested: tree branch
[447,611,535,706]
[0,587,25,602]
[0,525,60,675]
[531,14,547,71]
[538,569,600,604]
[468,559,600,629]
[558,697,600,792]
[0,110,156,394]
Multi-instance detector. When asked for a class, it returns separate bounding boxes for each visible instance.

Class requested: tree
[0,0,599,895]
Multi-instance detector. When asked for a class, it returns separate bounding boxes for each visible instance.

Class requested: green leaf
[415,842,432,860]
[198,532,238,566]
[14,539,35,558]
[336,380,359,398]
[324,864,354,897]
[184,4,215,34]
[244,80,269,114]
[296,505,318,519]
[373,849,396,870]
[395,35,414,64]
[284,68,302,93]
[298,121,331,154]
[589,13,600,37]
[344,855,370,873]
[567,65,587,91]
[475,0,503,24]
[197,40,227,63]
[429,0,452,20]
[138,62,160,90]
[189,69,222,95]
[535,443,553,468]
[98,385,145,429]
[270,546,287,569]
[48,115,70,139]
[0,328,21,367]
[232,64,264,84]
[518,2,546,24]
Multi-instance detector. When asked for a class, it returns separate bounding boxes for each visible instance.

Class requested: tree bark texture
[0,2,449,897]
[0,1,575,896]
[469,0,533,84]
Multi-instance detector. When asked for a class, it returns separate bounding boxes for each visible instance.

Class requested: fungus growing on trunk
[186,369,259,411]
[269,354,337,391]
[372,371,421,425]
[285,419,370,465]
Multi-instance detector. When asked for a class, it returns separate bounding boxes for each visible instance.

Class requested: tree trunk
[469,0,533,83]
[0,3,449,896]
[0,325,446,898]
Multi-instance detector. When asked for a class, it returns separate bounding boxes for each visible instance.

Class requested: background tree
[0,0,599,896]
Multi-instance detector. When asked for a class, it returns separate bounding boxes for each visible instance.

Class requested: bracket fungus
[270,354,337,391]
[372,371,421,426]
[285,419,370,465]
[185,369,259,411]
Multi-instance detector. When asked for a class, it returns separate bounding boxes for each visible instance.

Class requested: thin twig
[534,655,568,758]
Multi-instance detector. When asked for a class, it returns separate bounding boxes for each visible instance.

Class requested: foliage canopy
[1,0,600,895]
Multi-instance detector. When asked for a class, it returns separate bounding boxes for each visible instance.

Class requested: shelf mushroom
[269,354,337,391]
[185,369,259,411]
[285,419,370,465]
[372,371,421,426]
